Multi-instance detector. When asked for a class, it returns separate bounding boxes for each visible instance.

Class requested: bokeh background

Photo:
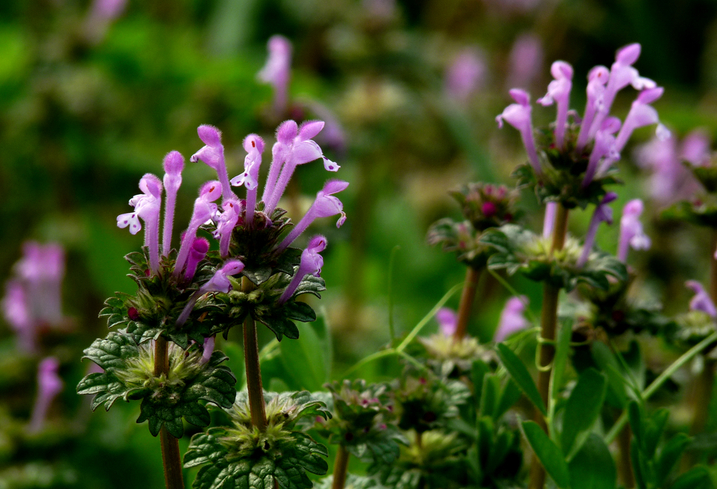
[1,0,717,487]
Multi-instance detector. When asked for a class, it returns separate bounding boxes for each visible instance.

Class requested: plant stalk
[243,278,268,431]
[154,336,185,489]
[617,423,634,488]
[331,445,350,489]
[453,266,482,340]
[529,204,569,489]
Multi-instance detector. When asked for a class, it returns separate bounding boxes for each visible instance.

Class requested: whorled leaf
[481,224,627,292]
[77,331,236,437]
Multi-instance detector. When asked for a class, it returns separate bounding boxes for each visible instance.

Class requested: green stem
[605,331,717,445]
[530,203,569,489]
[331,445,350,489]
[243,278,267,432]
[154,336,185,489]
[453,267,482,340]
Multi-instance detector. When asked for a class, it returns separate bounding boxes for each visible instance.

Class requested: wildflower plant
[77,119,347,489]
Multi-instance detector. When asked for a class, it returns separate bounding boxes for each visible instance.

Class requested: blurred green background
[1,0,717,486]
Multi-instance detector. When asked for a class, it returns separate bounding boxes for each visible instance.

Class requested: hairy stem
[154,336,185,489]
[243,279,267,431]
[453,266,482,340]
[331,445,350,489]
[529,204,569,489]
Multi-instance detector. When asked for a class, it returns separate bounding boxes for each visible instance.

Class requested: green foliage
[77,330,236,437]
[560,368,607,458]
[567,434,616,489]
[496,343,546,416]
[482,224,628,291]
[521,420,570,488]
[184,391,331,489]
[628,401,692,489]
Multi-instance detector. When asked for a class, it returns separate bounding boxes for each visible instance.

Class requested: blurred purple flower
[84,0,127,44]
[543,202,557,239]
[686,280,717,317]
[506,34,543,90]
[617,199,651,262]
[28,357,63,433]
[259,35,293,116]
[435,308,458,336]
[445,48,486,103]
[681,130,712,166]
[2,242,67,353]
[494,296,529,343]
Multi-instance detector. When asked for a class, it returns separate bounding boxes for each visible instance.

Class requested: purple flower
[617,199,650,262]
[190,125,235,203]
[613,87,670,154]
[173,182,221,278]
[506,34,543,91]
[177,260,245,326]
[576,65,610,151]
[162,151,184,256]
[494,296,529,343]
[28,357,63,433]
[83,0,127,44]
[686,280,717,317]
[496,89,542,175]
[184,237,210,281]
[258,35,292,116]
[279,236,327,304]
[577,192,618,267]
[681,130,712,166]
[230,134,265,226]
[117,173,163,273]
[213,199,242,258]
[3,280,34,353]
[277,180,349,251]
[445,48,486,103]
[435,307,458,336]
[301,101,347,155]
[583,117,621,187]
[262,120,340,216]
[537,61,574,150]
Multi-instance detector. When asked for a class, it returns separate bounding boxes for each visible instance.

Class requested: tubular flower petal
[614,87,668,153]
[577,192,618,267]
[177,260,245,326]
[258,35,292,115]
[118,173,162,273]
[184,237,210,281]
[190,125,235,202]
[213,199,242,258]
[279,236,327,304]
[277,180,349,250]
[496,89,542,175]
[162,151,184,256]
[537,61,573,149]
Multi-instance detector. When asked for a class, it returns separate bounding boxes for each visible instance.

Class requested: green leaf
[551,320,574,402]
[472,359,490,407]
[561,368,607,458]
[671,466,715,489]
[522,420,570,488]
[655,433,690,487]
[496,343,547,416]
[591,342,628,409]
[479,373,499,418]
[567,433,616,489]
[279,322,328,392]
[495,378,522,420]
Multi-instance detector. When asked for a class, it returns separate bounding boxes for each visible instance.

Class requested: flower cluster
[497,43,669,209]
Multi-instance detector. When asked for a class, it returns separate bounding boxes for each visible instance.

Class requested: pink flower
[435,308,458,336]
[577,192,618,267]
[279,236,327,304]
[445,48,486,103]
[117,173,163,273]
[162,151,184,256]
[496,89,542,175]
[190,125,235,203]
[537,61,574,149]
[28,357,64,433]
[494,297,529,343]
[617,200,650,262]
[258,35,292,116]
[230,134,265,226]
[686,280,717,317]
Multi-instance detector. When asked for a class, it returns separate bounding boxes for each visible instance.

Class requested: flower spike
[279,236,327,304]
[190,125,235,202]
[277,180,349,251]
[496,89,542,175]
